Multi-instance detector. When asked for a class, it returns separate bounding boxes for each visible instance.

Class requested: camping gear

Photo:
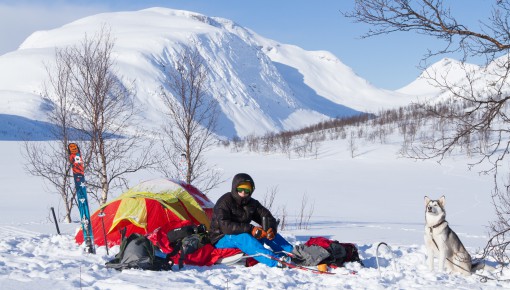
[68,143,95,254]
[166,224,207,244]
[305,237,363,267]
[105,232,172,271]
[376,242,397,278]
[251,253,337,275]
[166,223,211,269]
[291,244,331,266]
[317,263,328,272]
[75,178,214,247]
[50,207,60,235]
[146,222,241,267]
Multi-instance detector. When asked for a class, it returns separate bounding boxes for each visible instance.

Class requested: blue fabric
[215,233,293,267]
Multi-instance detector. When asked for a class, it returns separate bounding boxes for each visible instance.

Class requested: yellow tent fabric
[101,179,211,230]
[109,197,147,233]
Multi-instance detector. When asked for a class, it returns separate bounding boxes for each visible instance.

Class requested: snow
[1,133,508,289]
[396,58,481,99]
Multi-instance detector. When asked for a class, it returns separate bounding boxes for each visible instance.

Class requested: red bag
[305,237,363,267]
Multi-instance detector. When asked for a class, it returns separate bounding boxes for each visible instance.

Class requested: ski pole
[50,207,61,235]
[98,210,109,255]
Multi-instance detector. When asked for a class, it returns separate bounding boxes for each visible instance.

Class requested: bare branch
[158,45,223,192]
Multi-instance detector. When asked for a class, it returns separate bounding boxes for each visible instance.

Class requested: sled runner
[215,252,245,265]
[376,242,397,278]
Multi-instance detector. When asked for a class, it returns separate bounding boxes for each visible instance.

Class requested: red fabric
[75,179,222,266]
[171,246,242,266]
[305,236,333,248]
[76,196,199,247]
[76,179,215,247]
[75,199,125,247]
[305,237,361,267]
[179,182,214,220]
[147,220,192,253]
[245,257,259,267]
[146,221,242,267]
[77,198,190,247]
[145,199,185,235]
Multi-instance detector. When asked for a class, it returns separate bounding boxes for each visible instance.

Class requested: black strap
[167,241,182,259]
[120,227,127,241]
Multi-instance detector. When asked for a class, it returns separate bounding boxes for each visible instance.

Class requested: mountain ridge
[0,7,454,139]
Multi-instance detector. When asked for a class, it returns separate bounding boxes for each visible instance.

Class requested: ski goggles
[236,188,252,194]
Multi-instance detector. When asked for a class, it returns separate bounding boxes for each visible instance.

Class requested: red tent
[76,178,241,266]
[76,178,215,247]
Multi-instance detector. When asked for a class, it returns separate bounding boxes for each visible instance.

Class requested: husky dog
[424,196,480,275]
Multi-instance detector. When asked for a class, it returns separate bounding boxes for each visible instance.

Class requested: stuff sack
[166,224,211,269]
[291,244,331,266]
[106,233,171,271]
[305,236,363,267]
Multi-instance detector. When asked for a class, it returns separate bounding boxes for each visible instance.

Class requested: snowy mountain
[0,7,421,139]
[397,58,481,98]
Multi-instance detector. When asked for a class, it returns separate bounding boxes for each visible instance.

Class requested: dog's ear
[424,196,430,206]
[439,195,445,207]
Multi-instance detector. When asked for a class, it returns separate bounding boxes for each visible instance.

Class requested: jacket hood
[230,173,255,205]
[231,173,255,193]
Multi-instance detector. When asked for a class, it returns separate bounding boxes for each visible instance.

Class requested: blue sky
[0,0,494,90]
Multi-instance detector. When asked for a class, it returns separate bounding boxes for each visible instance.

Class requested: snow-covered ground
[0,132,508,289]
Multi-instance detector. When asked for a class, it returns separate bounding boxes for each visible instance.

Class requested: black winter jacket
[209,173,278,245]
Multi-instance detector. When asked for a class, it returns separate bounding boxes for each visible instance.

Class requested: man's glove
[251,226,267,239]
[266,228,275,240]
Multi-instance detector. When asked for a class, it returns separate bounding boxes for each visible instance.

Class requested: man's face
[236,187,252,198]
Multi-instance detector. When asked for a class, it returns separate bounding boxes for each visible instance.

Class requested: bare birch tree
[64,26,157,205]
[159,46,221,192]
[348,130,358,158]
[22,47,76,222]
[24,26,156,211]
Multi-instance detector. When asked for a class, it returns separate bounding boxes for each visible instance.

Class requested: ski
[254,253,339,275]
[68,143,95,254]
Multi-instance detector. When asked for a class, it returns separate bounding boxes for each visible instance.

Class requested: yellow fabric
[103,180,211,232]
[237,182,252,190]
[172,188,211,228]
[109,197,147,233]
[119,190,179,203]
[124,191,188,221]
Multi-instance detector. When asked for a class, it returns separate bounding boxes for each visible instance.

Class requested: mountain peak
[1,7,420,139]
[397,57,480,97]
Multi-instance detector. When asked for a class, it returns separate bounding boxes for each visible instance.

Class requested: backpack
[305,237,363,267]
[105,232,172,271]
[166,224,210,269]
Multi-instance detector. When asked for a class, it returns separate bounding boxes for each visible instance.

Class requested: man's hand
[266,228,275,240]
[251,226,267,239]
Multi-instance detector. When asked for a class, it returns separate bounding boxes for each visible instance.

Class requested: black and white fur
[424,196,481,275]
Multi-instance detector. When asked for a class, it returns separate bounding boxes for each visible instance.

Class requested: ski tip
[68,143,80,154]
